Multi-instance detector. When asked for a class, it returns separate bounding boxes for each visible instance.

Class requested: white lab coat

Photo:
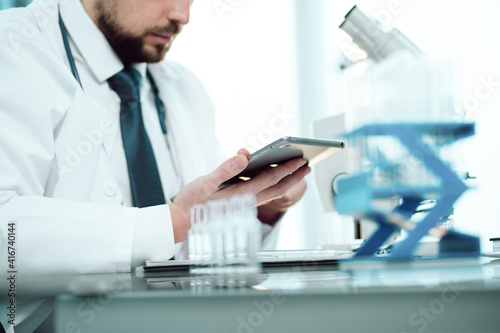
[0,0,222,275]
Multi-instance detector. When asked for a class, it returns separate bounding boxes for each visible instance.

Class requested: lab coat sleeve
[0,30,174,275]
[0,197,175,275]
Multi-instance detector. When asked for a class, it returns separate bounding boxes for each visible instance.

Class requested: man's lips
[148,32,173,44]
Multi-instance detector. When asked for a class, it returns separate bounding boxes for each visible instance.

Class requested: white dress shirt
[0,0,223,275]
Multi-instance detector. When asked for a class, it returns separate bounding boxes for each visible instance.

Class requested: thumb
[238,148,251,157]
[207,154,248,187]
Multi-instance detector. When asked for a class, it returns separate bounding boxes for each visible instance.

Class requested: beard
[94,1,181,66]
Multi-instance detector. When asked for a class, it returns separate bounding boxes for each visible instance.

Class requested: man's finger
[204,154,248,192]
[238,148,251,157]
[275,179,307,206]
[255,166,310,205]
[242,158,307,194]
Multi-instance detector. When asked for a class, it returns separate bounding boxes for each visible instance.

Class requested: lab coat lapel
[49,88,122,204]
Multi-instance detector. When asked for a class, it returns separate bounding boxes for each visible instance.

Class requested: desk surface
[3,257,500,333]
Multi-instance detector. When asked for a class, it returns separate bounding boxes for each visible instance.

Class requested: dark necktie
[108,67,166,208]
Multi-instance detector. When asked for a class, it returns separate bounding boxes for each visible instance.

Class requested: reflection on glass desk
[2,258,500,333]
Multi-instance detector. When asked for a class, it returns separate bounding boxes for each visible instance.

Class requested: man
[0,0,309,275]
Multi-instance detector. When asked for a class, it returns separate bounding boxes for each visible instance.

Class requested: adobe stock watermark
[212,0,245,21]
[61,273,130,333]
[456,74,499,115]
[227,253,321,333]
[7,0,58,49]
[57,118,117,178]
[230,290,286,333]
[400,279,467,333]
[369,0,405,30]
[5,222,17,328]
[236,106,295,153]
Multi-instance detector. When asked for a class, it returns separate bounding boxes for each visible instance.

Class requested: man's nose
[165,0,191,26]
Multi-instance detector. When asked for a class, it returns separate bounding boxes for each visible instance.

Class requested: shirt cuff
[131,204,175,268]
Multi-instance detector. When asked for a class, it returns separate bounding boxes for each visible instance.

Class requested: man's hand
[170,151,310,243]
[257,178,307,226]
[236,148,308,226]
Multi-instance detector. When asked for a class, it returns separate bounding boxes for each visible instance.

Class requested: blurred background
[2,0,499,252]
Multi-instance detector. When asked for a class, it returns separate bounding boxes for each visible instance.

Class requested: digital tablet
[224,136,345,184]
[136,250,352,278]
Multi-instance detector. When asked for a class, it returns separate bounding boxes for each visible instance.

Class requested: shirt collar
[59,0,123,83]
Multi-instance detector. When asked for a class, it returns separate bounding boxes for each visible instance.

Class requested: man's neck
[80,0,98,27]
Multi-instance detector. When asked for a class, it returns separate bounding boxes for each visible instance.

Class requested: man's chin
[142,44,170,63]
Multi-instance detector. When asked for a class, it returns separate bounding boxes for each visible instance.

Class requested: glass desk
[3,258,500,333]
